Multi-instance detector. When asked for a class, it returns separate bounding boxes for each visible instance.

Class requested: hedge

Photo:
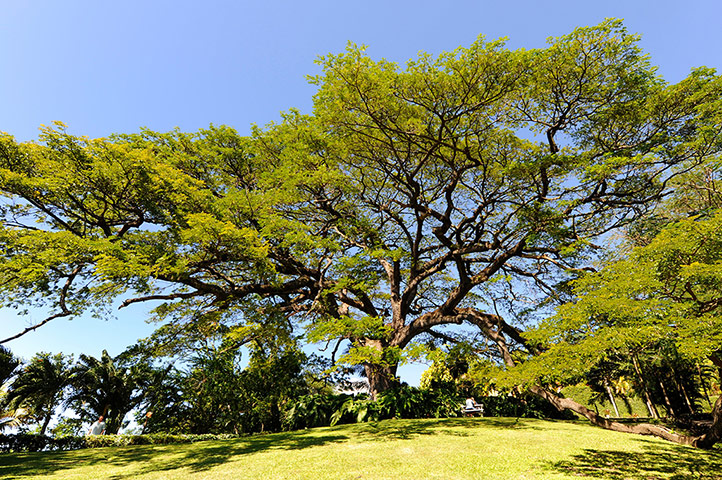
[0,432,242,453]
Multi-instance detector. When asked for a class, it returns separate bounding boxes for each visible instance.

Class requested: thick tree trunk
[694,353,722,448]
[364,363,399,399]
[475,312,721,449]
[528,384,721,448]
[696,394,722,449]
[358,337,401,399]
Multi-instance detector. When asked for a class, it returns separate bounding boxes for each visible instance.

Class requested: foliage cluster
[141,346,311,435]
[480,394,576,419]
[284,383,573,431]
[0,432,241,453]
[0,334,326,437]
[329,386,464,424]
[561,384,651,418]
[4,19,720,398]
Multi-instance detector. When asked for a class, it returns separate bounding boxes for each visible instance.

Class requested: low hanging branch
[118,291,204,309]
[475,308,722,450]
[528,384,722,449]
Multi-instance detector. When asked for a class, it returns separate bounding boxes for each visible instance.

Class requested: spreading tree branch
[1,266,82,344]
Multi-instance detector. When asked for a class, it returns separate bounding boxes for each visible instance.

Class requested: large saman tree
[1,20,721,447]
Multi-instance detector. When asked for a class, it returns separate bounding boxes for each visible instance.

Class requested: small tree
[0,345,19,386]
[67,350,149,434]
[5,352,72,435]
[0,345,24,431]
[502,210,722,448]
[137,318,315,435]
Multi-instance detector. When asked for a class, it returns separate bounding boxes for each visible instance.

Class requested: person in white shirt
[464,397,484,416]
[87,416,106,435]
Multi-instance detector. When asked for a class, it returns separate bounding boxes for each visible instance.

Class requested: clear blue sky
[1,0,721,384]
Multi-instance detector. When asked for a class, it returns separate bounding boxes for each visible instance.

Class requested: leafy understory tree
[500,210,722,448]
[66,350,149,434]
[0,346,24,431]
[0,346,19,387]
[136,321,317,435]
[5,352,72,435]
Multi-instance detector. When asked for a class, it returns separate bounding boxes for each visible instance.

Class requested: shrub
[283,393,350,430]
[330,395,381,426]
[0,432,242,453]
[478,394,576,420]
[328,386,464,425]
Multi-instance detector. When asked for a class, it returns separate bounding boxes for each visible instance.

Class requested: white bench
[462,406,483,417]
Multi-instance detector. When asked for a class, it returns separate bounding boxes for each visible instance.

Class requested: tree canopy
[1,20,721,447]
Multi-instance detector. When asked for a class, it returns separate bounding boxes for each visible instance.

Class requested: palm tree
[0,346,24,431]
[0,406,31,430]
[0,346,19,386]
[5,352,73,435]
[67,350,149,434]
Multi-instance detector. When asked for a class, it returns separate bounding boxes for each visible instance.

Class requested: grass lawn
[1,417,721,479]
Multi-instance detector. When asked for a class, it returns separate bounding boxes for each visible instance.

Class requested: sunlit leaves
[1,20,721,398]
[510,212,722,388]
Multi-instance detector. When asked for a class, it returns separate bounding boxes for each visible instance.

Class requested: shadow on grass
[0,445,159,479]
[0,431,348,479]
[545,439,722,479]
[110,432,352,479]
[0,417,551,478]
[344,416,543,441]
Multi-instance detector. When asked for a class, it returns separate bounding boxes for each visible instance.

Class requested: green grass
[1,418,721,479]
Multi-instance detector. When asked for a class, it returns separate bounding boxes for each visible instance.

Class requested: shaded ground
[1,418,720,479]
[546,439,722,480]
[0,430,349,479]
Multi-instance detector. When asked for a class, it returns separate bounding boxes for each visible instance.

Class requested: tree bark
[670,365,695,415]
[696,394,722,449]
[529,384,716,447]
[364,363,399,400]
[40,410,52,436]
[697,361,712,406]
[604,381,620,417]
[479,313,722,449]
[658,380,676,417]
[631,354,659,419]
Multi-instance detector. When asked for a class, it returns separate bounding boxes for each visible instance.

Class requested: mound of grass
[1,418,720,479]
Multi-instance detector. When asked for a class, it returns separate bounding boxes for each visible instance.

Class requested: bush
[0,432,242,453]
[283,393,350,430]
[478,394,576,420]
[378,386,463,419]
[330,395,382,426]
[327,386,464,425]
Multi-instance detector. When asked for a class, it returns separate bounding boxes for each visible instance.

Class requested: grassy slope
[1,418,721,480]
